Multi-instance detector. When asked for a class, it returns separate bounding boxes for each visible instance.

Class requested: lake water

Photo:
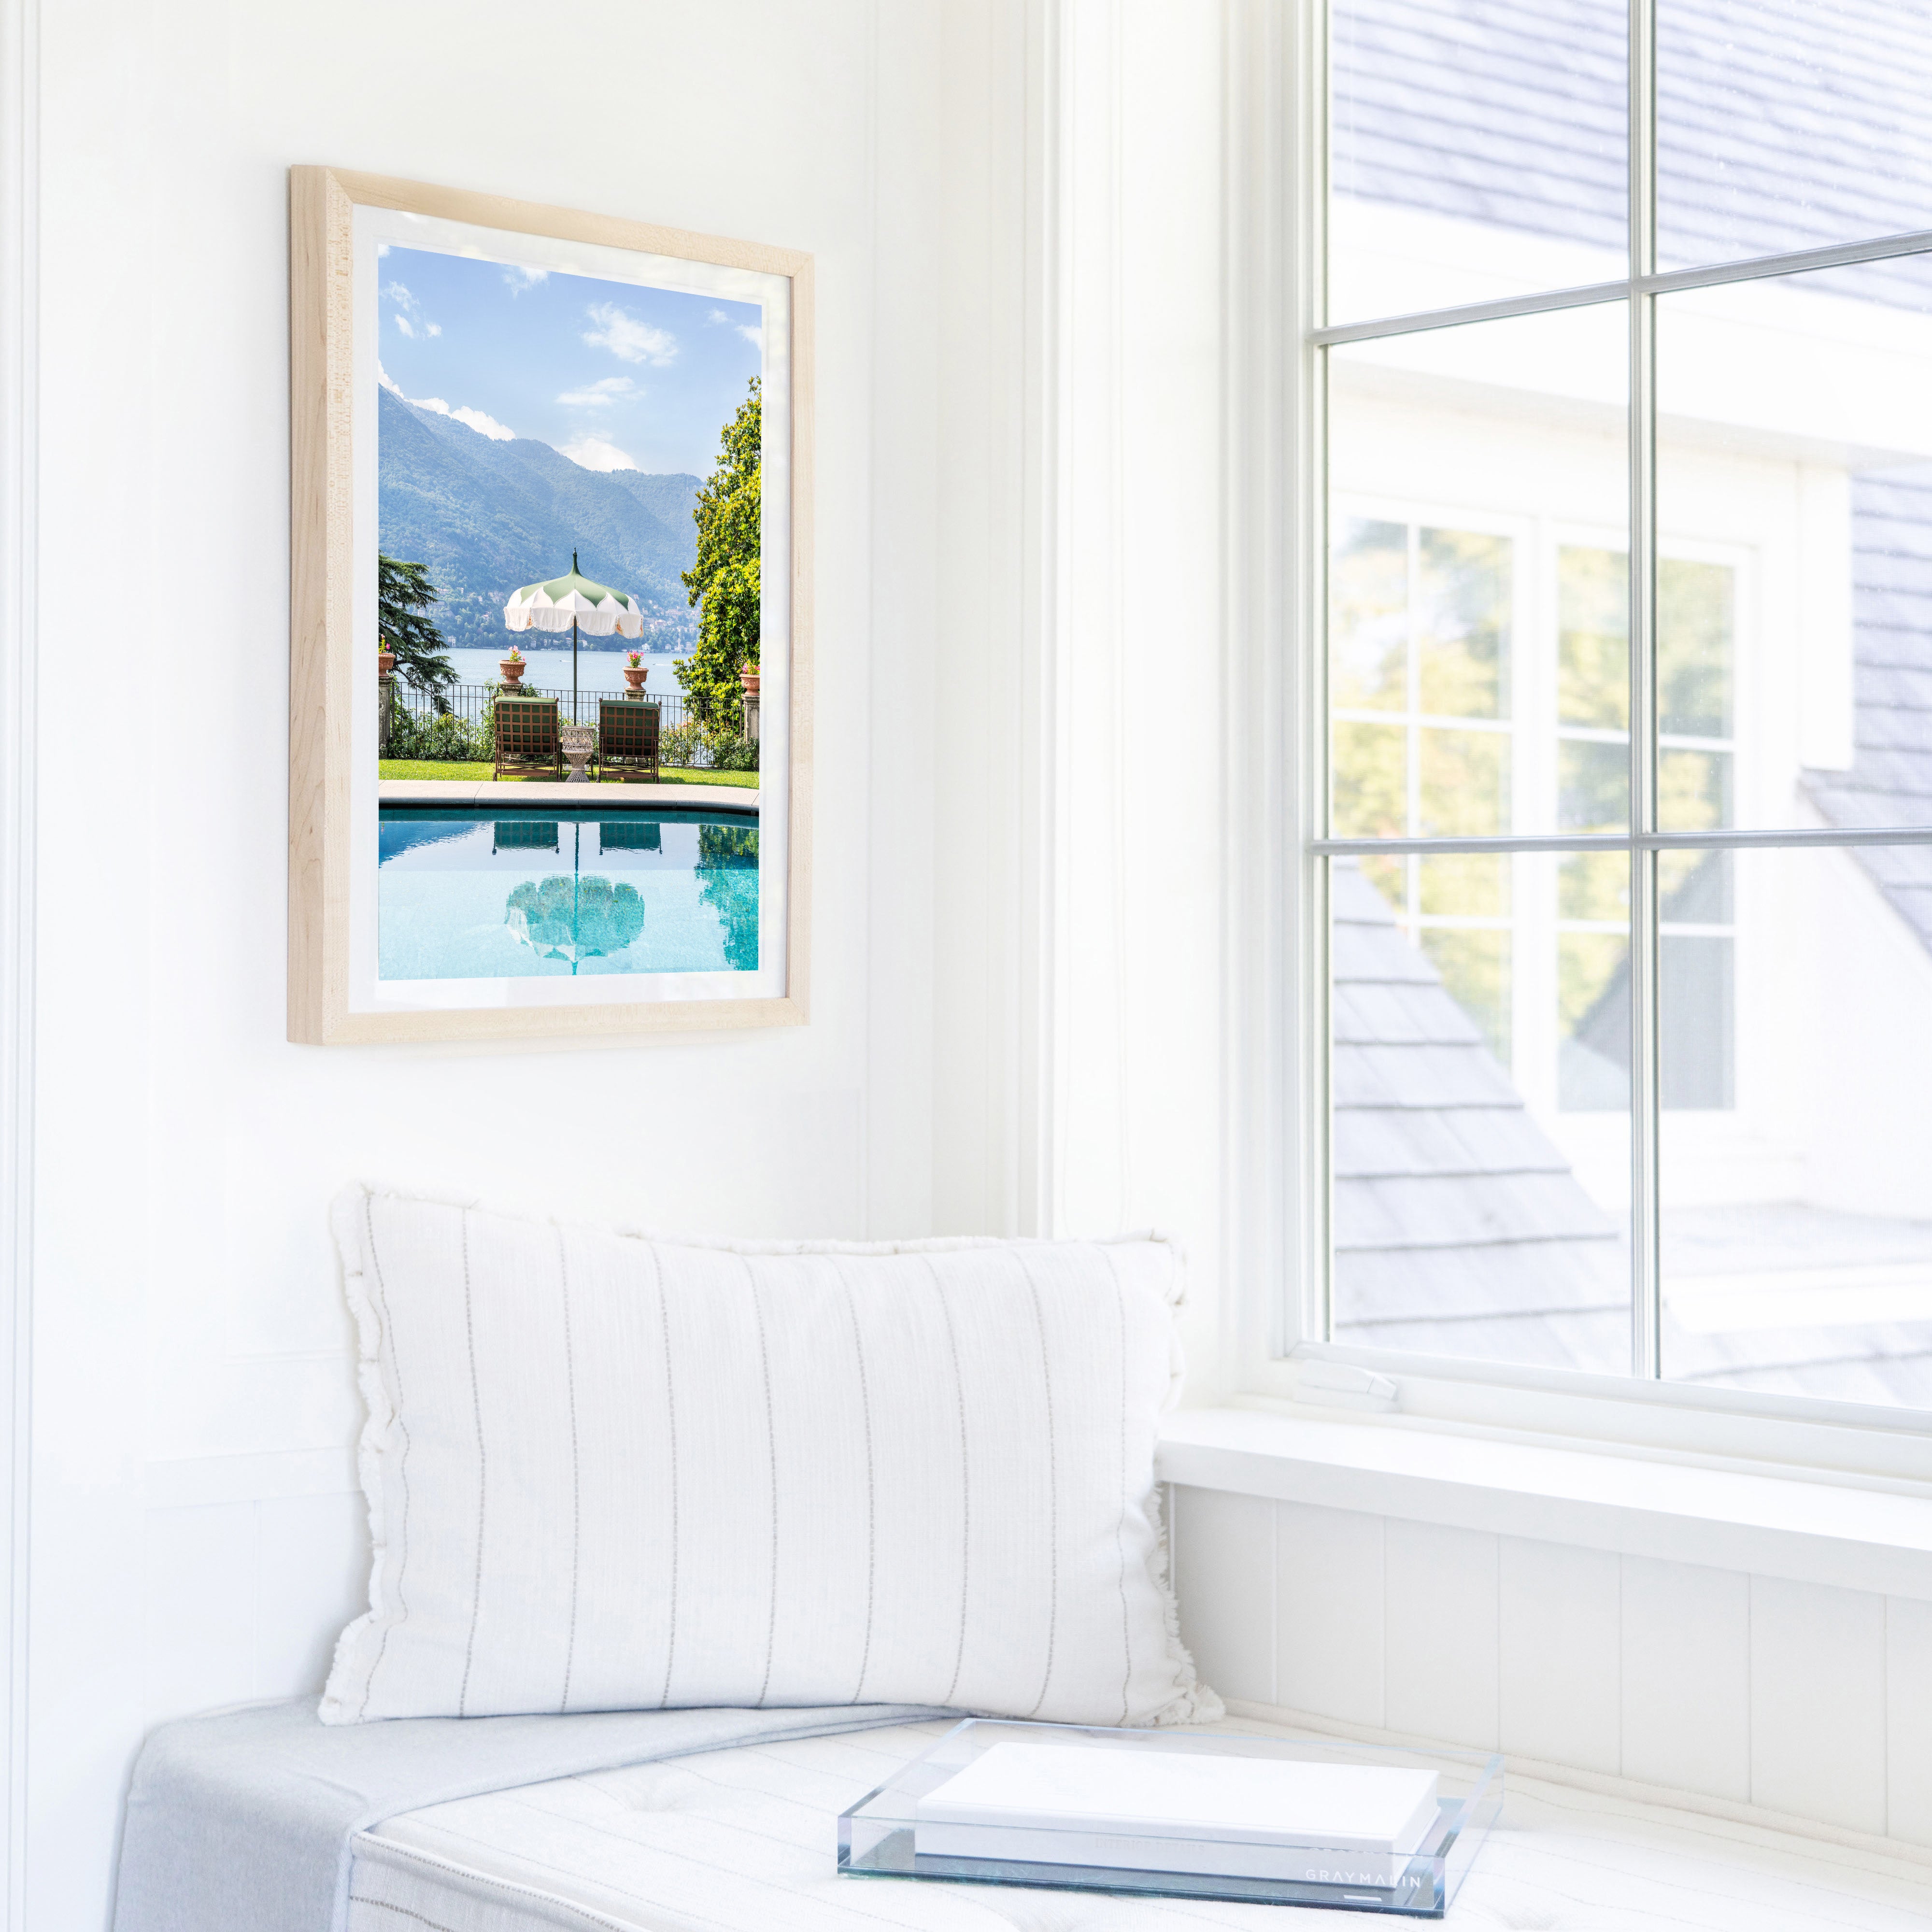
[440,647,690,695]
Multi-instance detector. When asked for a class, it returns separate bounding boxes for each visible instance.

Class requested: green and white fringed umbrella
[503,550,645,715]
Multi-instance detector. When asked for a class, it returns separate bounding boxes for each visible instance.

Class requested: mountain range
[378,385,703,654]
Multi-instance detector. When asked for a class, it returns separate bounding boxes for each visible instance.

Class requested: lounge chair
[493,695,563,781]
[597,697,660,781]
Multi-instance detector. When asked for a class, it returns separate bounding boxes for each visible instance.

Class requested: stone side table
[559,723,597,782]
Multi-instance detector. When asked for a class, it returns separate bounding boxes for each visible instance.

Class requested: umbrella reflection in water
[501,820,644,972]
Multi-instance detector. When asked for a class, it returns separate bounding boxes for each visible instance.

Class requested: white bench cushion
[348,1718,1932,1931]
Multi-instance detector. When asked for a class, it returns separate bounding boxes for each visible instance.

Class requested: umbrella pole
[572,615,580,723]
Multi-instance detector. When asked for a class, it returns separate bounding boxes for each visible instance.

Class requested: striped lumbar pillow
[321,1185,1221,1728]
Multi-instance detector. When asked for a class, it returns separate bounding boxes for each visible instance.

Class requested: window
[1310,0,1932,1412]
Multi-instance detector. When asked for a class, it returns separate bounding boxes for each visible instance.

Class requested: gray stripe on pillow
[748,1259,779,1706]
[358,1194,413,1723]
[833,1260,877,1705]
[653,1241,680,1708]
[1014,1252,1058,1721]
[922,1256,971,1710]
[1102,1243,1133,1724]
[458,1210,487,1719]
[557,1227,582,1715]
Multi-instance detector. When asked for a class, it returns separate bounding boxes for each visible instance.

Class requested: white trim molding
[0,0,34,1914]
[1161,1406,1932,1600]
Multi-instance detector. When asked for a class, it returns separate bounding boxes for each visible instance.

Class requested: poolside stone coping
[379,780,759,814]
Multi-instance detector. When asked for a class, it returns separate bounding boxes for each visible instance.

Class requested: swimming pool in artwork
[378,807,759,980]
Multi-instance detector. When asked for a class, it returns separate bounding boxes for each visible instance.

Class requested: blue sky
[377,244,763,477]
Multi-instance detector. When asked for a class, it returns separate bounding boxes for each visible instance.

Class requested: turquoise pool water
[378,807,759,980]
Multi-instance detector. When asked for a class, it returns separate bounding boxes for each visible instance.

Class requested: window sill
[1156,1404,1932,1601]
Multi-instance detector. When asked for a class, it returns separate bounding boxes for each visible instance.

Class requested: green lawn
[378,760,759,789]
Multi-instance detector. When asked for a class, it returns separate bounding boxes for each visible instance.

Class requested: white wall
[7,2,1253,1916]
[19,1,966,1921]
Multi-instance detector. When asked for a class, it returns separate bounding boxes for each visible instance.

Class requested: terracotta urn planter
[623,665,648,692]
[377,650,396,676]
[739,668,761,696]
[499,658,527,688]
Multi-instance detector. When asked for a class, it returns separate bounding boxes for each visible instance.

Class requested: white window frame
[1234,0,1932,1491]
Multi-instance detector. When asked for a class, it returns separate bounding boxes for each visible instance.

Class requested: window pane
[1419,728,1507,836]
[1332,853,1632,1375]
[1560,739,1628,833]
[1661,844,1932,1410]
[1659,557,1733,738]
[1559,546,1629,729]
[1332,517,1408,709]
[1329,0,1627,325]
[1657,1,1932,270]
[1418,527,1511,718]
[1419,852,1508,918]
[1657,259,1932,832]
[1333,721,1407,838]
[1329,303,1629,838]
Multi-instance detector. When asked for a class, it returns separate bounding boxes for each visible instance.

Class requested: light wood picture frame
[289,167,812,1044]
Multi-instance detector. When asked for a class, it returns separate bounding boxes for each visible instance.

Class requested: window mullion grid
[1628,0,1662,1381]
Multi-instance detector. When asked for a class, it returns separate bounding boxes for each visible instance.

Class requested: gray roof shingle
[1336,0,1932,282]
[1332,859,1632,1370]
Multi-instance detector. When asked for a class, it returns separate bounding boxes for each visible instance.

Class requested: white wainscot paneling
[1743,1575,1888,1835]
[1619,1556,1751,1801]
[1383,1519,1499,1750]
[1170,1485,1275,1705]
[1498,1536,1620,1775]
[1178,1489,1929,1845]
[1276,1500,1384,1728]
[145,1491,368,1725]
[1889,1595,1932,1847]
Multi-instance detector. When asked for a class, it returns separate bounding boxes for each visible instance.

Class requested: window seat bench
[346,1713,1930,1931]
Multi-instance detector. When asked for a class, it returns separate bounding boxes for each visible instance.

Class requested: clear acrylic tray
[837,1719,1502,1917]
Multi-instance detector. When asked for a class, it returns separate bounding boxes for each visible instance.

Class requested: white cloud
[705,307,762,353]
[503,264,549,295]
[582,303,676,366]
[384,281,441,339]
[449,404,512,440]
[557,434,638,472]
[406,393,517,441]
[382,362,514,439]
[556,375,638,408]
[377,242,391,258]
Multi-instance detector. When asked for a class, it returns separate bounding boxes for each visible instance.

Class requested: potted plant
[623,647,648,693]
[739,662,761,697]
[499,644,527,688]
[377,638,397,676]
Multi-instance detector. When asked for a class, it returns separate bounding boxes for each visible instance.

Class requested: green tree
[696,824,760,971]
[677,380,761,731]
[379,552,456,704]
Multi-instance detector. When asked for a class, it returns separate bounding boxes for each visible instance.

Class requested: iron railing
[392,677,693,733]
[387,676,725,764]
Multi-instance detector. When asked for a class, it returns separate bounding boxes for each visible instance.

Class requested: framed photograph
[288,167,812,1043]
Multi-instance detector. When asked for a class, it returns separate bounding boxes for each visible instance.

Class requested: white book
[913,1742,1440,1887]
